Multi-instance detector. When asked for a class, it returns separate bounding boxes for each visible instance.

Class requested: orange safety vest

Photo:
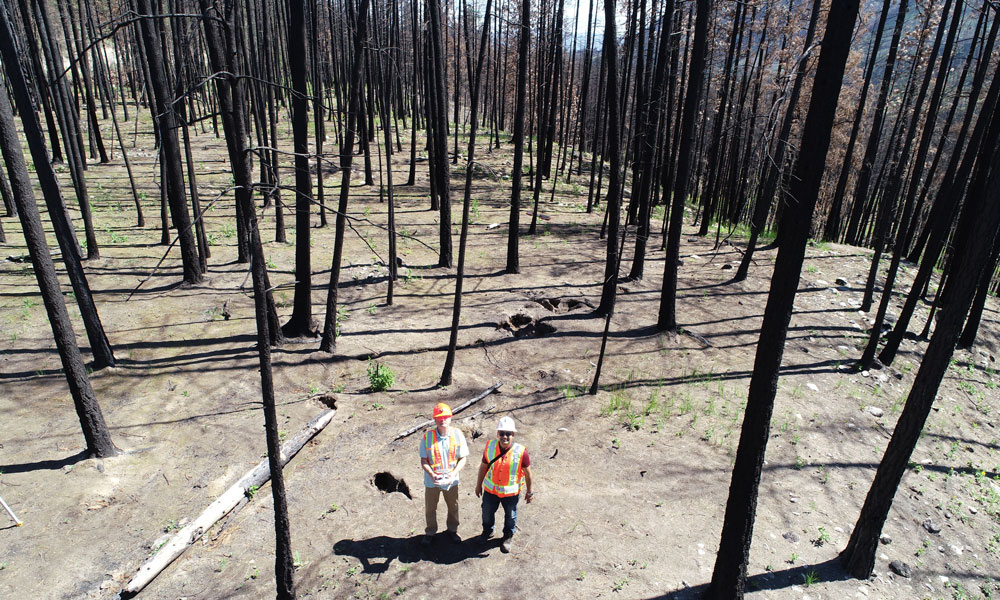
[483,440,526,497]
[424,429,458,474]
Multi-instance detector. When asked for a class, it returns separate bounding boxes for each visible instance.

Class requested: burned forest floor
[1,111,999,600]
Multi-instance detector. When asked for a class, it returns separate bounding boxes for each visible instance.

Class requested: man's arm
[475,461,489,497]
[523,466,534,503]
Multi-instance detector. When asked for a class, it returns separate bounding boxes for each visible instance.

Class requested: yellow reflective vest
[424,429,458,474]
[483,440,526,497]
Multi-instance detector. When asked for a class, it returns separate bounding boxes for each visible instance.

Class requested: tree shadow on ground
[0,450,89,474]
[332,533,490,572]
[644,557,850,599]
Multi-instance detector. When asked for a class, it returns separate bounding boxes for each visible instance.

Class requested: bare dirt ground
[1,114,999,600]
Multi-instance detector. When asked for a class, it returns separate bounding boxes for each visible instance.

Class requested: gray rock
[783,531,799,543]
[836,277,849,286]
[721,263,733,270]
[922,519,942,534]
[880,534,892,544]
[868,406,884,417]
[889,560,912,578]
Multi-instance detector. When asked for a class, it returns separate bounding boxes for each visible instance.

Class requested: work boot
[445,531,461,544]
[500,536,513,554]
[480,529,493,541]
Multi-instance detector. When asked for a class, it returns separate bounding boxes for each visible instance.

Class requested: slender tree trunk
[0,15,117,458]
[441,0,493,386]
[656,0,709,331]
[320,0,371,352]
[707,2,859,596]
[282,0,318,337]
[840,95,1000,579]
[505,0,530,274]
[135,0,203,284]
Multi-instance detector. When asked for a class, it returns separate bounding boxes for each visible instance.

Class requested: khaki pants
[424,485,460,535]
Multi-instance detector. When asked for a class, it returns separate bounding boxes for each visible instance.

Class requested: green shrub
[367,360,395,392]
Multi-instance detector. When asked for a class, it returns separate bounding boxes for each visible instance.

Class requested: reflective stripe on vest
[483,440,525,497]
[424,429,458,474]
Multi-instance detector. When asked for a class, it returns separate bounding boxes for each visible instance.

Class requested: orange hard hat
[432,402,453,419]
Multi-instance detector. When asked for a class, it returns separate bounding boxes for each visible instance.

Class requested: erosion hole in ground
[373,472,412,499]
[510,313,533,328]
[513,321,557,338]
[534,297,588,312]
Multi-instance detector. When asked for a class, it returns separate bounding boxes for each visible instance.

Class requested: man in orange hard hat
[419,402,469,547]
[475,415,534,553]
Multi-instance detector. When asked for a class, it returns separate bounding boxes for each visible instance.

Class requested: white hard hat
[497,416,517,432]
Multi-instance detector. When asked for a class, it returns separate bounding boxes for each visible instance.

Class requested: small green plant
[367,360,395,392]
[794,456,806,470]
[246,485,259,499]
[335,306,349,335]
[266,256,277,269]
[612,578,628,592]
[802,570,819,586]
[308,382,322,395]
[814,527,831,547]
[346,566,360,577]
[293,551,306,569]
[787,553,798,564]
[367,303,378,315]
[215,558,228,573]
[577,571,587,581]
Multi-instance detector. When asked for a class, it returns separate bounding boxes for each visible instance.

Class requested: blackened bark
[656,0,709,331]
[427,0,452,267]
[0,19,117,458]
[320,0,370,352]
[841,95,1000,580]
[282,0,318,338]
[707,1,860,596]
[440,0,493,387]
[0,9,116,370]
[135,0,202,284]
[505,0,530,274]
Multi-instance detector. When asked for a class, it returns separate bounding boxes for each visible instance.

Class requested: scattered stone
[816,279,830,287]
[721,263,733,270]
[880,534,892,545]
[949,544,964,556]
[806,383,819,392]
[889,560,912,578]
[970,506,978,515]
[861,370,871,378]
[485,223,501,230]
[922,519,941,534]
[689,254,700,260]
[867,406,884,417]
[557,427,568,432]
[945,511,952,520]
[783,531,799,543]
[836,277,849,286]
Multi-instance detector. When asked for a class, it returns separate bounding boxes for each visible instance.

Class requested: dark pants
[482,491,519,538]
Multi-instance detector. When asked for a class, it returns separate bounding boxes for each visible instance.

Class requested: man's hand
[475,483,483,498]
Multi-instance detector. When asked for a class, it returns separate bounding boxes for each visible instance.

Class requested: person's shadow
[333,533,492,572]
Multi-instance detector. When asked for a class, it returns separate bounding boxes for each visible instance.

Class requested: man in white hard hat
[475,415,534,553]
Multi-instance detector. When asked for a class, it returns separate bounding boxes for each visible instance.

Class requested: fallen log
[393,381,502,441]
[121,408,336,597]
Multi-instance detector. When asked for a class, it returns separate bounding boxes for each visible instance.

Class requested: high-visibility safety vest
[424,429,458,474]
[483,441,526,498]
